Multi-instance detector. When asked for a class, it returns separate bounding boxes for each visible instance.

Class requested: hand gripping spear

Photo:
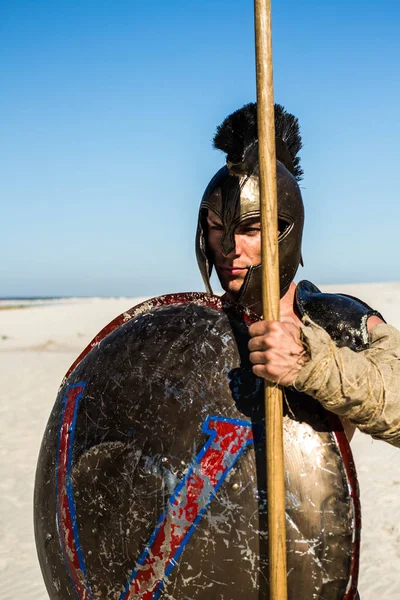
[254,1,288,598]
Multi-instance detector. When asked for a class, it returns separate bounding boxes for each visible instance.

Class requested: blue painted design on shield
[165,417,257,576]
[55,382,94,600]
[56,397,260,600]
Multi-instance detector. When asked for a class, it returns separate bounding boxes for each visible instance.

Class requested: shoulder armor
[295,280,384,351]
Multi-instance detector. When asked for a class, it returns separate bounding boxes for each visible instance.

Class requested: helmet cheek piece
[195,215,213,295]
[236,264,262,309]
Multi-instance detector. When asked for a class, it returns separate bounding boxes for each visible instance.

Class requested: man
[34,103,399,600]
[196,102,400,448]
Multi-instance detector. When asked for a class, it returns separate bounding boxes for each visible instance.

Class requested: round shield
[34,293,360,600]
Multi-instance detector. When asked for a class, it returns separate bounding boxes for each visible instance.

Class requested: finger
[248,320,274,337]
[248,336,269,352]
[249,350,268,366]
[248,327,303,354]
[252,364,278,382]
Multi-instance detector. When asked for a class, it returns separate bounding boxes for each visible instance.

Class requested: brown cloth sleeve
[293,321,400,448]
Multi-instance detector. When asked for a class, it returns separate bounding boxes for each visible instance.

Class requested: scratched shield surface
[34,293,360,600]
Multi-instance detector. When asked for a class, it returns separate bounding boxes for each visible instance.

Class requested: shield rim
[63,292,256,383]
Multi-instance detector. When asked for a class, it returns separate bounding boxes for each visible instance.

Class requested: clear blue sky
[2,0,399,297]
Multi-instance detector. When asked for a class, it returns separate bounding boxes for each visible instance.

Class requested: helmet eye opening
[278,218,293,241]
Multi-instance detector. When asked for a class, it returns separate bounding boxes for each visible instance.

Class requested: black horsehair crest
[213,102,303,181]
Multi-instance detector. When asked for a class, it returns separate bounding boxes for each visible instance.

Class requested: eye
[244,227,260,235]
[236,222,261,235]
[209,223,224,231]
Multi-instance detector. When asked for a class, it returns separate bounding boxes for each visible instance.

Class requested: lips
[218,266,248,276]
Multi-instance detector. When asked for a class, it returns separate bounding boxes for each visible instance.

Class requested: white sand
[0,286,399,599]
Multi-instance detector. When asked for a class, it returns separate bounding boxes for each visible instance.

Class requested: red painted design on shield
[56,384,91,600]
[332,426,361,600]
[122,418,254,600]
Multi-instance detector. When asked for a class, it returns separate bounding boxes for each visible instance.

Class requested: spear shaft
[254,1,287,598]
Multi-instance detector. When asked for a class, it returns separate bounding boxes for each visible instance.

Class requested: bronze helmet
[196,103,304,309]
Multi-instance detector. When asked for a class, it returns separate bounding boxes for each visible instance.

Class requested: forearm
[294,322,400,447]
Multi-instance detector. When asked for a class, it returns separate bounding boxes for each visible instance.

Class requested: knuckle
[252,365,265,378]
[268,366,279,378]
[269,320,281,333]
[268,332,279,346]
[264,349,273,363]
[249,321,264,336]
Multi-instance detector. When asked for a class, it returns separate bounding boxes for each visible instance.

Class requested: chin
[216,271,244,298]
[221,283,242,301]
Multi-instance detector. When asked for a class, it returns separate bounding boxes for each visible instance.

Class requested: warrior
[197,102,400,450]
[34,103,400,600]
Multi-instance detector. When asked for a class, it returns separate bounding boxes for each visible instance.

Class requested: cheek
[245,235,262,264]
[207,231,222,253]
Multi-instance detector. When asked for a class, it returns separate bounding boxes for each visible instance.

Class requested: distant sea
[0,296,65,301]
[0,296,87,307]
[0,296,135,308]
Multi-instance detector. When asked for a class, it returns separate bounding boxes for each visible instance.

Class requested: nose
[221,233,242,258]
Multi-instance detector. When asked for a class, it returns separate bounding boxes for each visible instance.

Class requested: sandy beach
[1,285,399,599]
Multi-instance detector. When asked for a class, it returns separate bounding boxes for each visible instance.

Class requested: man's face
[207,209,261,300]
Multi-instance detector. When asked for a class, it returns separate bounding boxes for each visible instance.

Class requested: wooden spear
[254,1,287,598]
